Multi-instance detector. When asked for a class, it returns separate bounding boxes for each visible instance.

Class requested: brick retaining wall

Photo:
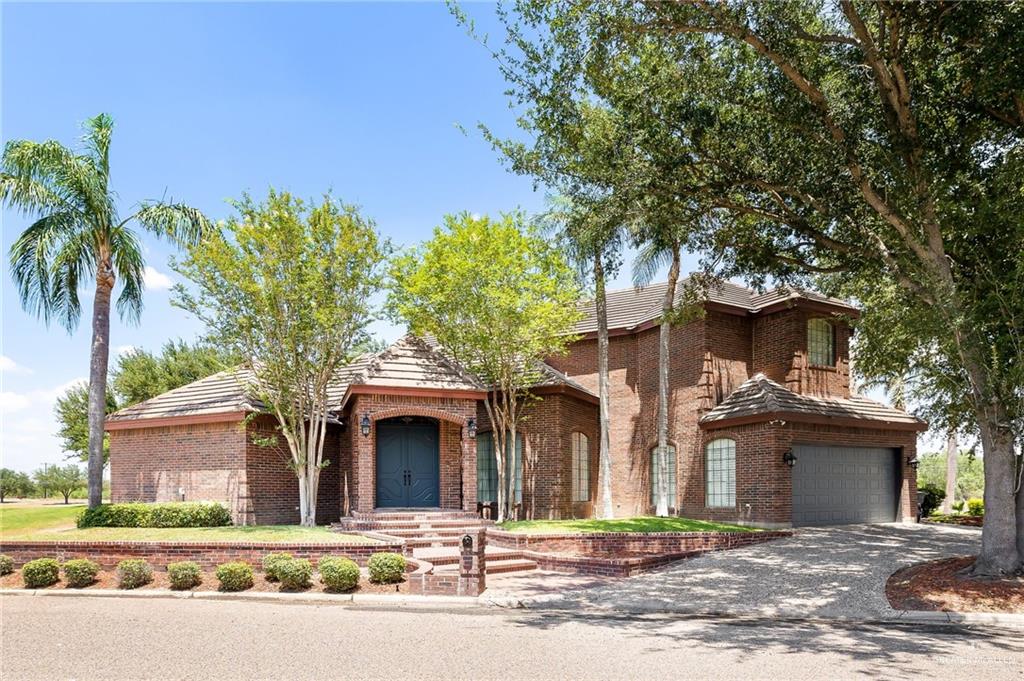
[487,528,791,557]
[0,538,401,570]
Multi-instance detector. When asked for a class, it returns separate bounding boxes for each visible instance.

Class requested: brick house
[107,281,924,528]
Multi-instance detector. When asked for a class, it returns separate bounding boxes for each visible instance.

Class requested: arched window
[705,438,736,508]
[476,432,522,503]
[807,318,835,366]
[571,432,590,502]
[650,444,677,508]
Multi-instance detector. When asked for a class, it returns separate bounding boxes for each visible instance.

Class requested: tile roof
[344,335,486,395]
[573,278,857,334]
[698,373,925,430]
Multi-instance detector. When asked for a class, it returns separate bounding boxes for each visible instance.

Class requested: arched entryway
[375,416,440,508]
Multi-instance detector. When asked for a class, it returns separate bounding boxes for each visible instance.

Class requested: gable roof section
[699,373,926,431]
[573,279,858,335]
[106,367,260,427]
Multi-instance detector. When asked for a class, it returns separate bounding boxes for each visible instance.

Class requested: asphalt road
[2,595,1022,680]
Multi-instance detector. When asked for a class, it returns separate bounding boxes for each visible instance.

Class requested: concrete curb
[483,592,1024,629]
[0,587,480,609]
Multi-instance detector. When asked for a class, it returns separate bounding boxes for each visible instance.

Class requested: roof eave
[698,410,927,432]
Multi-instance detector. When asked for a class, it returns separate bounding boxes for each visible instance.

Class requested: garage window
[650,445,677,507]
[807,318,835,366]
[705,438,736,508]
[571,432,589,502]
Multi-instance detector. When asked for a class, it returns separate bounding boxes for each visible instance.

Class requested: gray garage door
[792,445,898,526]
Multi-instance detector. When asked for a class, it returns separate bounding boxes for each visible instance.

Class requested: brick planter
[0,538,401,571]
[486,528,792,576]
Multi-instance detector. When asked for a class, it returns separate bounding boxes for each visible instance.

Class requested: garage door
[792,445,898,526]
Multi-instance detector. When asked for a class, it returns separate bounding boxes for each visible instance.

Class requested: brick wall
[752,306,852,398]
[110,420,251,521]
[346,393,478,512]
[0,539,400,570]
[245,415,342,525]
[685,421,919,527]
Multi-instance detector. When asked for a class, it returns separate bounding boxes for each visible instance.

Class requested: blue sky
[1,2,702,473]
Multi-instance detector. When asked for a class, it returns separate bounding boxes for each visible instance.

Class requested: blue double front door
[375,418,440,508]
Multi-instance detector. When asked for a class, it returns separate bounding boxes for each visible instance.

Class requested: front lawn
[0,504,373,544]
[498,516,757,534]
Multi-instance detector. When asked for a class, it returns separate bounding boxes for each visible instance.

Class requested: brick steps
[436,558,537,574]
[412,546,524,567]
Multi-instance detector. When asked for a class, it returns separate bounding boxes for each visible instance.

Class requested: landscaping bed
[0,566,409,595]
[886,556,1024,614]
[924,515,983,527]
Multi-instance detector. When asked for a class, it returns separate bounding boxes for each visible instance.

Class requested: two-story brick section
[107,279,924,528]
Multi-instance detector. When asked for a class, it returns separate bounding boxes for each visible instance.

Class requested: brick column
[457,528,486,596]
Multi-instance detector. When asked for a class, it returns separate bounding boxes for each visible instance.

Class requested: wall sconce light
[466,418,477,439]
[360,413,371,437]
[782,450,798,467]
[906,456,919,470]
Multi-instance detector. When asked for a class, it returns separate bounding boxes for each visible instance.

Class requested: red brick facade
[109,298,919,528]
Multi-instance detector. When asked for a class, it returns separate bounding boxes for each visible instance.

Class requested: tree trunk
[972,405,1020,576]
[509,421,518,522]
[655,247,681,517]
[86,268,114,509]
[942,433,957,514]
[63,492,70,504]
[594,255,614,519]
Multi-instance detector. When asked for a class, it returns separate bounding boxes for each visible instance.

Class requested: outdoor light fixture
[360,413,371,437]
[906,456,920,470]
[466,418,477,439]
[782,450,798,467]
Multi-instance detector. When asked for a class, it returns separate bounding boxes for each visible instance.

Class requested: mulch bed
[0,568,408,595]
[925,515,984,527]
[886,556,1024,613]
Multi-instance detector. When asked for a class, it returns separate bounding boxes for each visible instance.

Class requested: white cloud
[0,355,32,374]
[115,345,138,357]
[0,377,86,472]
[143,265,173,290]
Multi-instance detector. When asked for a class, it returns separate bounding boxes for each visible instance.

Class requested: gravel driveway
[529,523,982,619]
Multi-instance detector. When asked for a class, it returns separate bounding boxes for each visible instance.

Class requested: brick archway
[370,406,468,427]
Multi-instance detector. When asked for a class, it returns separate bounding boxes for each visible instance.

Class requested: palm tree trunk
[655,247,681,517]
[595,254,614,519]
[942,433,957,514]
[86,270,114,509]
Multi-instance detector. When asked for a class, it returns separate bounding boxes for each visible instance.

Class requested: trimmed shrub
[277,558,313,591]
[63,559,100,588]
[77,502,231,529]
[117,559,153,590]
[215,562,253,592]
[319,557,360,592]
[0,554,13,576]
[951,500,965,514]
[22,558,60,588]
[167,561,203,590]
[917,484,945,517]
[367,552,406,584]
[967,498,985,517]
[262,552,294,582]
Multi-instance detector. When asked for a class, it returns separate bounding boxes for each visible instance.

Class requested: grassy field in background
[498,516,757,534]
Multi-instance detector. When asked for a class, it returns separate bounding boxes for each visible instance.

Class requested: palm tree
[632,223,687,517]
[1,114,211,508]
[541,195,623,518]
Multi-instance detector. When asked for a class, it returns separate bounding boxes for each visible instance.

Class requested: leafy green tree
[389,212,582,521]
[54,383,117,465]
[475,0,1024,576]
[1,114,212,509]
[111,339,238,407]
[34,464,86,504]
[0,469,35,502]
[917,450,986,504]
[174,190,387,526]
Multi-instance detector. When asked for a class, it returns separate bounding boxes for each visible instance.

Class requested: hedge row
[77,502,232,528]
[0,551,407,592]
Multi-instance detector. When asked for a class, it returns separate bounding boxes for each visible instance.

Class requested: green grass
[0,503,84,535]
[498,516,758,534]
[0,504,375,544]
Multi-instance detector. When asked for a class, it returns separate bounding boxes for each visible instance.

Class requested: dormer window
[807,318,835,367]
